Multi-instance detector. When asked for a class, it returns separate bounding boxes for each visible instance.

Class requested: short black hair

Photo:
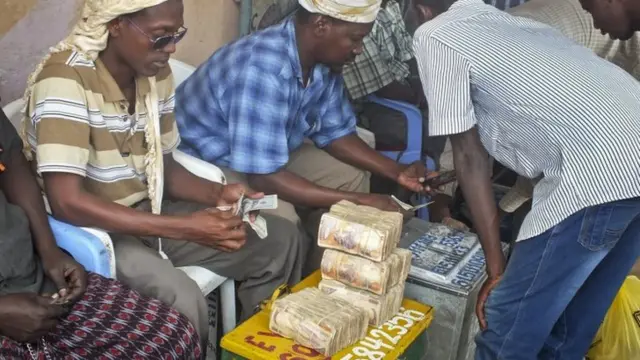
[412,0,456,12]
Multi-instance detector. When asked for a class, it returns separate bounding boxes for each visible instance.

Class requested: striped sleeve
[157,70,180,154]
[414,37,476,136]
[29,64,91,177]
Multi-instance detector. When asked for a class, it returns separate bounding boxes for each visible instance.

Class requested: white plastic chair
[3,93,237,335]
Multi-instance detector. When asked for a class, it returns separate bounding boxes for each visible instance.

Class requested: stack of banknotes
[269,288,369,356]
[320,248,412,295]
[269,200,412,355]
[317,200,403,262]
[318,279,405,326]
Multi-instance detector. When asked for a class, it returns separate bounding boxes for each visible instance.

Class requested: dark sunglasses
[125,18,187,50]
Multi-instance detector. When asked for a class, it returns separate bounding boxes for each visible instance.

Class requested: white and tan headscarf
[21,0,169,226]
[298,0,382,23]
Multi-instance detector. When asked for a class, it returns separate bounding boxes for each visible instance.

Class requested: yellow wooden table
[221,271,434,360]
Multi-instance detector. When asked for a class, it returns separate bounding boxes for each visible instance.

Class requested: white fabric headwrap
[21,0,170,256]
[298,0,382,23]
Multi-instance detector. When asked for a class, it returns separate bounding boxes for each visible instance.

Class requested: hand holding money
[216,184,264,219]
[186,208,247,251]
[215,187,278,240]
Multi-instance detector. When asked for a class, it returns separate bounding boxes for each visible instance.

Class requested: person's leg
[541,198,640,359]
[158,199,304,320]
[111,233,211,348]
[474,198,640,360]
[51,274,202,359]
[285,141,370,194]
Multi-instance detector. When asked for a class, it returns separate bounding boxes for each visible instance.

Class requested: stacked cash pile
[317,200,403,262]
[269,288,369,356]
[317,201,411,326]
[269,201,412,355]
[318,279,405,326]
[320,248,411,295]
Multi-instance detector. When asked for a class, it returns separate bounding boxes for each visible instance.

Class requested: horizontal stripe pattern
[414,0,640,241]
[26,50,179,206]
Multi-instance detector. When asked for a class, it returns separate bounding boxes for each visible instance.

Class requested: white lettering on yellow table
[339,308,426,360]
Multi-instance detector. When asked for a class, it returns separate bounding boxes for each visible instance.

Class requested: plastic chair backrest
[169,59,196,87]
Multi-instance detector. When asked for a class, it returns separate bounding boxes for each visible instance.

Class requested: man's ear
[312,15,331,37]
[107,18,124,38]
[415,4,436,23]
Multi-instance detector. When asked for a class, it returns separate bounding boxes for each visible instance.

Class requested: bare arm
[248,170,363,209]
[1,148,58,256]
[325,134,405,182]
[163,154,223,207]
[450,128,505,277]
[43,172,188,240]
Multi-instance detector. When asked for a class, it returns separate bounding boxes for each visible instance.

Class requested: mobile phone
[427,170,457,188]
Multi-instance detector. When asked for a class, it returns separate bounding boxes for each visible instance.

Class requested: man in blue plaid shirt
[176,0,436,271]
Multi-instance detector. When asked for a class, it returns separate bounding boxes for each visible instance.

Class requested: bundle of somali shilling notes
[215,193,278,238]
[269,200,413,356]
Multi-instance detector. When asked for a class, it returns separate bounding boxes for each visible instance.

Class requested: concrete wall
[174,0,240,67]
[0,0,240,106]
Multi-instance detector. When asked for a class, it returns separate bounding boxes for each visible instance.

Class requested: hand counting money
[317,200,403,262]
[320,248,412,295]
[242,194,278,213]
[216,194,278,239]
[269,288,369,356]
[319,279,405,326]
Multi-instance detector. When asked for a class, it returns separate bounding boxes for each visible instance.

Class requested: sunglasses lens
[154,36,173,50]
[174,31,186,44]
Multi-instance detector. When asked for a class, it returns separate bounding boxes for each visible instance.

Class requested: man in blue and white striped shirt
[411,0,640,358]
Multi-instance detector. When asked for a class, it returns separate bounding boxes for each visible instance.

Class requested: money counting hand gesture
[186,208,247,252]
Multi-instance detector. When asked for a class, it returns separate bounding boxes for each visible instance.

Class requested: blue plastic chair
[49,216,114,277]
[367,95,436,220]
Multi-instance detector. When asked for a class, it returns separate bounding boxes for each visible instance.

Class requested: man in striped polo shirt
[411,0,640,358]
[22,0,304,348]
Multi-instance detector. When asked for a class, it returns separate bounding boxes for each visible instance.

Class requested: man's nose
[163,42,177,54]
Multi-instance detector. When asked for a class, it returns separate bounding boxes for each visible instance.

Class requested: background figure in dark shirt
[0,108,201,359]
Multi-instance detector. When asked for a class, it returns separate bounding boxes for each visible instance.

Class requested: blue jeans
[475,197,640,360]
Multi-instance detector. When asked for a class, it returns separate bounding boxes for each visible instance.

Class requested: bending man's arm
[325,134,405,182]
[248,169,364,209]
[450,128,504,276]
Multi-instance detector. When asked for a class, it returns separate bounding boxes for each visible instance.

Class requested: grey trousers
[110,199,304,347]
[221,142,371,276]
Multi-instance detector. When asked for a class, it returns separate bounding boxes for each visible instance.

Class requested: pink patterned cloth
[0,273,201,359]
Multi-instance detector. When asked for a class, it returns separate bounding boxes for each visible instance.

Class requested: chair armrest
[173,149,227,185]
[366,95,423,163]
[356,126,376,148]
[48,216,116,279]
